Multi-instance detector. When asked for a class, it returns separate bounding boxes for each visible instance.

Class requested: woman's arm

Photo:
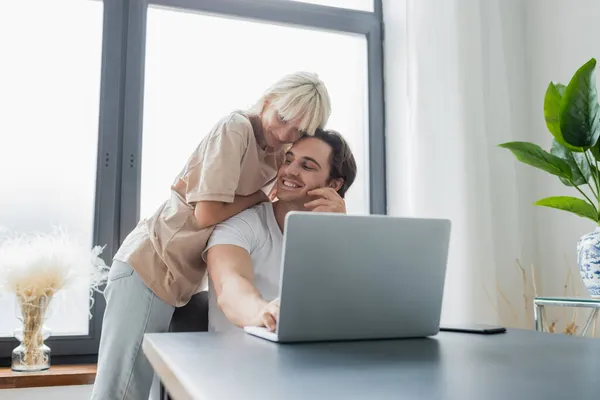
[206,244,279,330]
[194,190,268,229]
[183,117,268,229]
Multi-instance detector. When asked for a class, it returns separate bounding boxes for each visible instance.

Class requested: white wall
[526,0,599,301]
[477,0,539,327]
[382,0,537,327]
[383,0,598,331]
[1,385,92,400]
[0,372,162,399]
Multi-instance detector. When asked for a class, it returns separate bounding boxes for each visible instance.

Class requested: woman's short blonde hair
[249,72,331,136]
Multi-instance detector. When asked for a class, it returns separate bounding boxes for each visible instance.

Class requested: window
[0,0,384,361]
[0,0,103,339]
[140,7,370,218]
[285,0,374,12]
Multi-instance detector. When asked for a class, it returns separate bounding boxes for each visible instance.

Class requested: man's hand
[304,188,346,213]
[255,298,280,331]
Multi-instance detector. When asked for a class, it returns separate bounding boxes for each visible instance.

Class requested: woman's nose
[282,128,301,143]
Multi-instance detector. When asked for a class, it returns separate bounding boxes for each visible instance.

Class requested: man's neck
[272,200,306,232]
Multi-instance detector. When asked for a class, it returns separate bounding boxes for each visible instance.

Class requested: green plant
[500,58,600,224]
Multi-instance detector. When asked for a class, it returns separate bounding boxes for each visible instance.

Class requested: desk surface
[143,329,600,400]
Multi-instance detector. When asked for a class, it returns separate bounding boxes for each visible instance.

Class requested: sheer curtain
[383,0,537,326]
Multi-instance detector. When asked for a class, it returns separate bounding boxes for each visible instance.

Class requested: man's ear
[327,178,344,192]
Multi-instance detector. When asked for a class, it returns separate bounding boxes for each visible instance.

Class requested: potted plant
[500,58,600,298]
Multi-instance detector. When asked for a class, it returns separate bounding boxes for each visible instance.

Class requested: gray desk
[143,329,600,400]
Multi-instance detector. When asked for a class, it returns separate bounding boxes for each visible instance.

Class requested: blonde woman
[91,72,331,400]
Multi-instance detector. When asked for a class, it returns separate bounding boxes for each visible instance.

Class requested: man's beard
[277,193,310,209]
[276,186,316,211]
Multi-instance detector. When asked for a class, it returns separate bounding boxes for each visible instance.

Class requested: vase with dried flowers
[12,295,52,371]
[0,228,109,372]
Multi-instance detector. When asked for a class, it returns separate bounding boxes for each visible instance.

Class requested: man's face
[276,137,332,203]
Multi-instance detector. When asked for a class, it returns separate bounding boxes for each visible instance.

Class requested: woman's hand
[304,188,346,214]
[268,185,278,201]
[254,298,280,332]
[253,189,270,205]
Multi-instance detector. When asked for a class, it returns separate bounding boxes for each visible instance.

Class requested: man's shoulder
[205,202,273,258]
[221,202,273,235]
[231,202,272,226]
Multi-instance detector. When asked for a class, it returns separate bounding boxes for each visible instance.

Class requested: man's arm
[206,244,279,330]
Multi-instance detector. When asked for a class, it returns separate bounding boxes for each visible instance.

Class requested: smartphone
[439,323,507,334]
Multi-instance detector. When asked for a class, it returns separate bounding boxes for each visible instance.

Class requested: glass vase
[11,295,52,372]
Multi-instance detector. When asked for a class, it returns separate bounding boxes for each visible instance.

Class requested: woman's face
[260,103,305,150]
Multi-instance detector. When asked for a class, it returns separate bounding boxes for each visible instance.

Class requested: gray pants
[91,260,175,400]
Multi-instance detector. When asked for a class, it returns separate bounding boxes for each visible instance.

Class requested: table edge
[142,335,204,400]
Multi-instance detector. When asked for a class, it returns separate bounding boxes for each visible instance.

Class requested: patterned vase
[577,227,600,298]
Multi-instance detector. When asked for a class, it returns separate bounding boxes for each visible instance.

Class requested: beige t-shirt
[114,112,283,307]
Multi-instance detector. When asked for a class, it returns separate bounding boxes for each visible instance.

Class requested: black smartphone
[439,324,507,334]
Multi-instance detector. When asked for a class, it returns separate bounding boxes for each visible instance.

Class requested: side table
[533,297,600,337]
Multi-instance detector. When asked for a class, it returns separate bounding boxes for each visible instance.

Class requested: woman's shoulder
[212,111,254,139]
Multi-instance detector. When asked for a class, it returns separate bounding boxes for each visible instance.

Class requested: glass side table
[534,297,600,337]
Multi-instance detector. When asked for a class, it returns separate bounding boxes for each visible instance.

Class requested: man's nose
[286,163,301,175]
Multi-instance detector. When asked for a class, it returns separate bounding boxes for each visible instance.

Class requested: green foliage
[500,58,600,224]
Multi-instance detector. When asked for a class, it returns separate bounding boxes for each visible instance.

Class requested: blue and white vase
[577,227,600,298]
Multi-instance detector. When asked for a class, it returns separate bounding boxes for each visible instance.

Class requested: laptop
[243,211,451,343]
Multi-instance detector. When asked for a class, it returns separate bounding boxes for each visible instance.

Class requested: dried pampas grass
[0,228,109,308]
[491,259,598,337]
[0,228,110,369]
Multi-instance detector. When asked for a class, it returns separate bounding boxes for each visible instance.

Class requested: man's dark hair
[306,129,357,198]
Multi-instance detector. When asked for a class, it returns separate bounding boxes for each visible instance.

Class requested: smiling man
[203,129,357,333]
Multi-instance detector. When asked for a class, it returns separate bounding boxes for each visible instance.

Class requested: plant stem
[18,296,48,368]
[572,181,598,213]
[584,151,600,199]
[586,181,598,200]
[582,152,600,224]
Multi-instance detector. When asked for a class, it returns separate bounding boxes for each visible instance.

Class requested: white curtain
[383,0,536,326]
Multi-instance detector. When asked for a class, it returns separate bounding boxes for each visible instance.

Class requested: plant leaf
[591,140,600,161]
[535,196,598,222]
[545,82,584,152]
[559,58,600,148]
[592,164,600,182]
[499,141,572,179]
[550,139,591,186]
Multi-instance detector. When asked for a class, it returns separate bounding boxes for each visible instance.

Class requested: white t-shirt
[203,202,283,332]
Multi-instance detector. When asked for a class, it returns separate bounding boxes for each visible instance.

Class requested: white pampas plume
[0,227,110,318]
